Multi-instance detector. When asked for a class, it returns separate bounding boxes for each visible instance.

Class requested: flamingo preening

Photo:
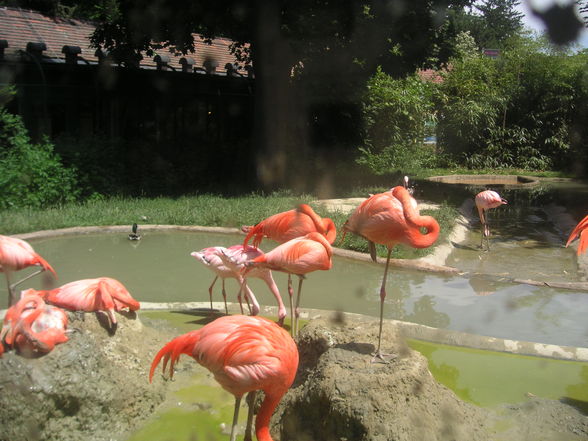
[343,185,439,362]
[26,277,140,328]
[191,245,287,324]
[150,315,299,441]
[0,235,57,307]
[241,203,337,249]
[474,190,507,251]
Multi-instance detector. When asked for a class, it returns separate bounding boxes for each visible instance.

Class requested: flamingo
[475,190,507,251]
[191,245,285,321]
[217,245,287,325]
[1,292,68,356]
[231,232,332,336]
[566,214,588,255]
[27,277,140,328]
[149,314,299,441]
[0,234,57,307]
[242,204,336,329]
[342,185,439,362]
[241,203,337,248]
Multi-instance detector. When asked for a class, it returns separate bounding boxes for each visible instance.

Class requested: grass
[0,191,458,260]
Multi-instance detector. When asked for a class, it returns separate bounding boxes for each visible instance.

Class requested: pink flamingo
[218,245,287,324]
[1,292,68,357]
[566,214,588,255]
[475,190,507,250]
[149,315,299,441]
[0,234,57,307]
[232,232,332,336]
[191,245,287,323]
[241,205,336,330]
[343,185,439,362]
[28,277,140,328]
[242,203,337,249]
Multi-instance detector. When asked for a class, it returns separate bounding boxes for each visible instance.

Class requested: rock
[0,311,173,441]
[272,318,588,441]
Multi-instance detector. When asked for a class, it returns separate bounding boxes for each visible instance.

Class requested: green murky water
[126,311,588,441]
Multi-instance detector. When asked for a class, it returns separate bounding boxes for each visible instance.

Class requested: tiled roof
[0,6,248,74]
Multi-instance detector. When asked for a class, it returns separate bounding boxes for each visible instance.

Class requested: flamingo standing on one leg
[232,232,332,337]
[149,315,299,441]
[0,235,57,307]
[475,190,507,251]
[566,214,588,255]
[343,186,439,362]
[215,245,287,325]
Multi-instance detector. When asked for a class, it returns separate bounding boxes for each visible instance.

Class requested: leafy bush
[0,108,79,208]
[435,36,588,173]
[356,67,440,174]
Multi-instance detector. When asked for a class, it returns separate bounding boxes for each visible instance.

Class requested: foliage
[356,68,441,174]
[0,100,79,209]
[434,37,588,173]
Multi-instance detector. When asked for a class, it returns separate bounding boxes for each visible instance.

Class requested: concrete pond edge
[141,301,588,362]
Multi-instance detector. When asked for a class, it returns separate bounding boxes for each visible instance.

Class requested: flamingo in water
[150,315,299,441]
[343,185,439,362]
[227,232,332,336]
[566,214,588,255]
[242,204,336,331]
[475,190,507,251]
[0,234,57,307]
[191,245,287,324]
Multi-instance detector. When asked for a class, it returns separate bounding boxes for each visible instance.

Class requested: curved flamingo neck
[255,391,283,441]
[392,186,440,248]
[297,204,336,244]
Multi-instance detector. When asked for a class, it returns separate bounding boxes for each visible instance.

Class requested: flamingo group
[7,175,588,441]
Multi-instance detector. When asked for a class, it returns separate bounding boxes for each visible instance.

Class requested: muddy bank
[272,318,588,441]
[0,312,174,441]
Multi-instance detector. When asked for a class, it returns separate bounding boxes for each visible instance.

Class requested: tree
[86,0,471,190]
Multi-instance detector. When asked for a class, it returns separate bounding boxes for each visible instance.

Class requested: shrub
[356,67,439,174]
[0,107,79,208]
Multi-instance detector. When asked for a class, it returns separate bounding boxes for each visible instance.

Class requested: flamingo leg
[208,276,218,311]
[294,276,305,336]
[229,395,242,441]
[4,271,16,308]
[244,390,257,441]
[242,282,260,316]
[8,268,47,306]
[485,210,491,251]
[372,248,395,363]
[287,274,294,336]
[221,279,229,315]
[236,283,245,315]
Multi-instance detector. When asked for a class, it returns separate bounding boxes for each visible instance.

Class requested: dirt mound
[273,317,588,441]
[0,312,173,441]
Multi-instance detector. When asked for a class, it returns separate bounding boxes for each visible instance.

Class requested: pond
[6,227,588,348]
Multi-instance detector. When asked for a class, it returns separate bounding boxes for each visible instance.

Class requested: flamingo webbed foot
[370,350,398,364]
